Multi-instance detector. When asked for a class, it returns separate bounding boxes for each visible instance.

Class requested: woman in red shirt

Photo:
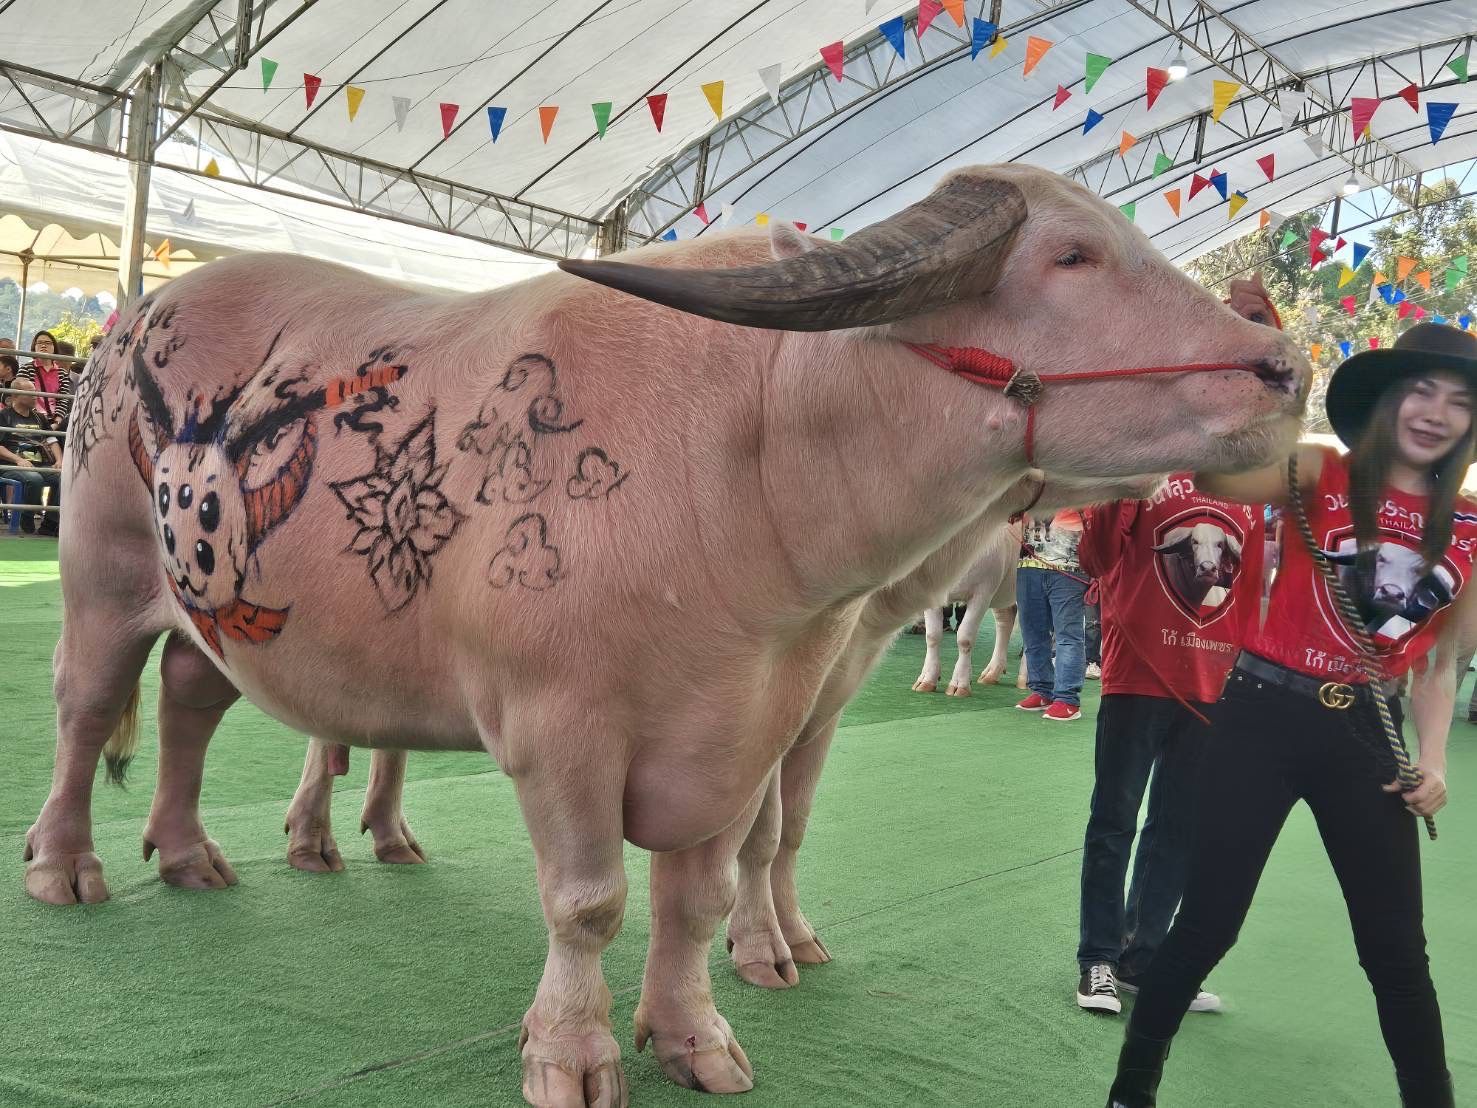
[1106,323,1477,1108]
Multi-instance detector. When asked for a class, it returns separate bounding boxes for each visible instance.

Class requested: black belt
[1230,652,1396,708]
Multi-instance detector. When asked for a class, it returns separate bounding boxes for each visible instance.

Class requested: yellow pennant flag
[1338,265,1356,287]
[702,80,725,119]
[1414,269,1432,290]
[346,85,365,121]
[1164,188,1181,217]
[204,157,220,177]
[1023,36,1054,76]
[1211,79,1239,122]
[1118,131,1137,157]
[990,34,1009,59]
[1227,192,1248,219]
[1396,255,1418,282]
[755,213,770,227]
[153,239,171,268]
[1310,343,1322,362]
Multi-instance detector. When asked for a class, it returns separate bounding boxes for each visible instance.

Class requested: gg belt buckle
[1318,681,1356,709]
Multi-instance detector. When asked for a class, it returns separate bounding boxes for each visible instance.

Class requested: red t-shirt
[1249,446,1477,682]
[1080,475,1264,703]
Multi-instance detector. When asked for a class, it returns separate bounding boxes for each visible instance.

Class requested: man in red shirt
[1073,475,1264,1015]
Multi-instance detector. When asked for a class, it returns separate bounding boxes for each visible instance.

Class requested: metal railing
[1,357,82,528]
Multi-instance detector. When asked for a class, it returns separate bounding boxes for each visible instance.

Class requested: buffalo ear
[769,222,819,260]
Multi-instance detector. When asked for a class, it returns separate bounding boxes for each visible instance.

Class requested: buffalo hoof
[23,829,109,905]
[787,933,832,965]
[144,835,239,891]
[912,678,938,693]
[635,1006,753,1095]
[1016,672,1029,690]
[285,819,345,873]
[362,814,427,864]
[945,683,972,698]
[726,929,799,990]
[519,1015,626,1108]
[977,666,1004,685]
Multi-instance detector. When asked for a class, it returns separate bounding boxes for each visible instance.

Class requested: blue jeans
[1077,694,1208,974]
[1016,567,1086,707]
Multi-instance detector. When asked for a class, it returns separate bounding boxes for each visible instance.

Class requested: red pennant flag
[1350,97,1380,138]
[1256,153,1275,181]
[1397,300,1413,319]
[1146,67,1169,109]
[439,102,458,139]
[1335,236,1346,252]
[1308,227,1331,266]
[694,203,709,225]
[1397,82,1419,111]
[820,41,844,82]
[1341,295,1357,317]
[1052,84,1071,109]
[918,0,943,34]
[1188,173,1210,200]
[1414,306,1426,320]
[647,93,668,132]
[1369,336,1380,349]
[794,222,808,232]
[303,73,322,109]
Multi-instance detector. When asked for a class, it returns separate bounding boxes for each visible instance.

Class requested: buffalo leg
[911,605,945,692]
[284,739,346,873]
[770,719,840,965]
[141,632,240,890]
[725,769,798,988]
[946,594,988,696]
[979,604,1016,684]
[360,749,425,863]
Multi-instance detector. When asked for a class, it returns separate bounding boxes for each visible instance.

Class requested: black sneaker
[1077,963,1122,1014]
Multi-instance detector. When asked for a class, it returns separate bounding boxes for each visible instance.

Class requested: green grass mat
[2,536,1473,1107]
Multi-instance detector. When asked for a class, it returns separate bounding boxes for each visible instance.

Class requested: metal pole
[116,64,161,309]
[15,251,29,344]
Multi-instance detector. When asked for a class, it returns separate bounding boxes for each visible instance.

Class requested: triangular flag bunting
[1398,300,1413,319]
[647,93,667,131]
[1427,102,1457,144]
[1211,79,1239,122]
[1256,153,1275,181]
[759,64,782,105]
[694,203,709,225]
[1369,337,1381,349]
[1435,315,1448,325]
[941,0,965,26]
[1305,133,1326,158]
[1083,109,1104,134]
[1351,242,1370,269]
[1304,305,1320,326]
[1350,97,1380,139]
[794,222,807,232]
[1152,151,1173,178]
[820,41,844,82]
[154,239,171,268]
[1396,83,1420,112]
[1337,265,1356,288]
[261,57,278,91]
[1118,201,1136,223]
[720,204,734,226]
[1446,267,1464,291]
[1084,53,1113,93]
[1340,341,1353,358]
[1118,131,1137,158]
[1280,87,1307,131]
[393,95,411,132]
[990,34,1008,60]
[1023,36,1054,76]
[1228,191,1248,219]
[346,85,365,121]
[1393,288,1408,303]
[439,102,457,139]
[1259,209,1270,229]
[660,229,677,242]
[1309,228,1331,266]
[1146,67,1169,109]
[1461,315,1472,330]
[882,17,908,60]
[702,81,724,119]
[538,105,558,143]
[1397,255,1418,282]
[1209,170,1228,200]
[1310,343,1322,361]
[1188,173,1210,200]
[1414,306,1426,321]
[1335,237,1346,251]
[1414,269,1432,290]
[1379,283,1396,305]
[1448,57,1469,82]
[1052,84,1071,109]
[1374,270,1388,285]
[755,213,769,227]
[831,227,845,241]
[487,106,506,141]
[1164,189,1181,216]
[970,19,996,60]
[1454,255,1469,273]
[1280,228,1297,250]
[918,0,943,33]
[1341,296,1357,317]
[591,102,611,138]
[303,73,321,110]
[204,158,220,178]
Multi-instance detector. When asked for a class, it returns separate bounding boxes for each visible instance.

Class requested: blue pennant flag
[1339,341,1353,358]
[1392,288,1407,303]
[1427,101,1458,144]
[487,106,507,141]
[1209,171,1228,200]
[1379,283,1396,304]
[1351,242,1371,270]
[971,19,997,60]
[880,16,907,60]
[1434,314,1448,325]
[660,229,677,241]
[1461,315,1472,330]
[1084,109,1104,134]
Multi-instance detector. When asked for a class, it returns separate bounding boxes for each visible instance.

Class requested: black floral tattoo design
[488,513,562,592]
[566,446,628,500]
[66,352,109,472]
[332,410,467,612]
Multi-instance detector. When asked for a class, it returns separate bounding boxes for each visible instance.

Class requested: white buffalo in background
[1321,540,1456,639]
[912,525,1019,695]
[1153,521,1242,611]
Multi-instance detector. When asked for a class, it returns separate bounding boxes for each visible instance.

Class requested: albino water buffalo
[911,525,1020,696]
[1152,520,1243,610]
[27,163,1305,1107]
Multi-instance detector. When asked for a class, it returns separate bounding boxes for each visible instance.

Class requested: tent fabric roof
[2,0,1474,265]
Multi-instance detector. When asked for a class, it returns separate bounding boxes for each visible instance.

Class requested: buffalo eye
[163,523,176,554]
[178,484,193,510]
[198,491,220,533]
[1056,249,1085,267]
[158,483,170,516]
[194,540,215,575]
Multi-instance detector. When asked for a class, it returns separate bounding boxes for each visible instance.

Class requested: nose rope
[902,342,1268,468]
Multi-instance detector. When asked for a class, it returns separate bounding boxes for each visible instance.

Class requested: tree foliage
[0,279,111,352]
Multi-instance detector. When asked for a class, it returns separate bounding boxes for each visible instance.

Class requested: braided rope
[1286,452,1436,840]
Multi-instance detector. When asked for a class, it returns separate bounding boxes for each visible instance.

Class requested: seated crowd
[0,330,83,537]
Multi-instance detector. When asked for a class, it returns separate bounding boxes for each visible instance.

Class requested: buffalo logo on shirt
[1151,510,1245,626]
[1319,531,1461,648]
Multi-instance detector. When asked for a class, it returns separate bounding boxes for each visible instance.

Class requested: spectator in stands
[1016,509,1088,720]
[24,330,72,434]
[0,353,18,392]
[0,380,62,535]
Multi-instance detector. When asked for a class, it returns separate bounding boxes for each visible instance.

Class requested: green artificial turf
[1,534,1473,1107]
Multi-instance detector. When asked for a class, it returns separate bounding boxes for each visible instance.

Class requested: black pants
[1126,668,1446,1085]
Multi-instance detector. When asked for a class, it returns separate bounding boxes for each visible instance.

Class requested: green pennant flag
[1084,53,1113,93]
[1447,267,1464,292]
[1152,151,1173,178]
[1119,201,1136,223]
[1448,56,1469,83]
[1454,254,1469,273]
[592,101,612,138]
[261,57,278,91]
[830,227,845,241]
[1280,229,1297,250]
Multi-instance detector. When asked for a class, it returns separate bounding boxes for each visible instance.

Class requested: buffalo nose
[1251,354,1300,397]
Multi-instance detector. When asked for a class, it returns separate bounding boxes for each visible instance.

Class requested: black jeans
[1085,602,1102,666]
[1126,667,1446,1085]
[1078,695,1207,975]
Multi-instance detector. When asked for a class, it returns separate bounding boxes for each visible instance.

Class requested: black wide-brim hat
[1326,322,1477,447]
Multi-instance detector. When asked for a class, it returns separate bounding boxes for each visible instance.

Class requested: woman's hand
[1227,274,1275,325]
[1384,764,1447,817]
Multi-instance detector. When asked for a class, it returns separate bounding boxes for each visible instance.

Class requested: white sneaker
[1116,977,1222,1013]
[1076,963,1122,1014]
[1085,662,1102,680]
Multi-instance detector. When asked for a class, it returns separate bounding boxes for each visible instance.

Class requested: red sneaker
[1043,700,1082,721]
[1016,693,1049,711]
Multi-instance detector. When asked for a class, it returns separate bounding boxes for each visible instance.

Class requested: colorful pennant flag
[881,16,908,59]
[1396,83,1420,112]
[917,0,943,33]
[1209,170,1228,200]
[755,213,769,227]
[702,80,725,119]
[1146,67,1169,109]
[1259,210,1270,229]
[1427,102,1457,144]
[303,73,322,110]
[1309,227,1331,265]
[1310,342,1322,361]
[1211,80,1239,122]
[1228,191,1248,219]
[1435,315,1448,325]
[1189,173,1210,200]
[1350,97,1380,138]
[1379,283,1396,305]
[1337,341,1351,358]
[1083,109,1104,134]
[694,203,709,225]
[1341,296,1357,317]
[1414,306,1426,321]
[759,64,782,105]
[720,204,734,226]
[794,222,807,232]
[1369,337,1381,349]
[1256,153,1275,181]
[820,41,844,81]
[1448,57,1469,82]
[204,157,220,177]
[261,57,278,91]
[830,227,845,241]
[487,106,506,141]
[1451,255,1467,274]
[1351,242,1371,269]
[1118,131,1137,158]
[1337,265,1356,288]
[1024,36,1054,76]
[970,19,996,60]
[1152,151,1173,178]
[1414,269,1432,290]
[1448,266,1466,291]
[1461,315,1472,330]
[154,239,171,269]
[346,85,365,121]
[660,229,677,242]
[1280,228,1297,250]
[1053,84,1072,109]
[1084,53,1113,93]
[1164,189,1181,216]
[1305,133,1327,158]
[1398,300,1413,319]
[538,105,558,143]
[393,95,411,132]
[1118,201,1136,223]
[591,102,612,138]
[647,93,668,131]
[941,0,965,26]
[990,34,1009,60]
[1397,255,1418,282]
[439,102,458,139]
